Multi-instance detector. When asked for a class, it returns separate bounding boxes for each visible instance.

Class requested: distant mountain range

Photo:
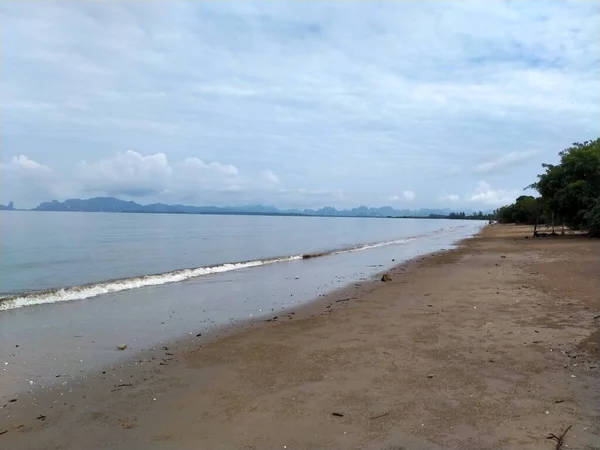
[0,201,15,211]
[22,197,488,218]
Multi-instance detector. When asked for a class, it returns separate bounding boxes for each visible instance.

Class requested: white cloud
[388,190,415,202]
[466,181,519,206]
[403,190,415,201]
[76,150,172,196]
[474,150,540,174]
[440,193,460,202]
[263,169,280,184]
[388,190,416,202]
[72,150,265,200]
[1,155,69,205]
[182,157,239,176]
[9,155,53,173]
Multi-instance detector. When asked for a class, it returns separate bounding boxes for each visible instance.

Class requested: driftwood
[546,425,572,450]
[370,412,390,420]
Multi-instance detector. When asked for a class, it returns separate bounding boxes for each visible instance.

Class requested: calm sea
[1,211,481,310]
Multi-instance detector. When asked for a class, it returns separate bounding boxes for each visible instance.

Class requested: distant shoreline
[1,196,493,219]
[1,209,490,220]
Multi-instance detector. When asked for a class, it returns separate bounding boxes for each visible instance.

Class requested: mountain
[31,197,482,218]
[0,201,15,211]
[32,197,304,215]
[34,198,145,213]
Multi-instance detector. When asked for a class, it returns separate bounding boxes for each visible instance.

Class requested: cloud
[388,190,415,202]
[181,157,239,176]
[8,155,53,173]
[263,169,280,184]
[74,150,254,199]
[76,150,172,196]
[1,151,308,207]
[440,193,460,202]
[474,150,540,174]
[1,155,69,204]
[466,181,519,206]
[1,2,599,207]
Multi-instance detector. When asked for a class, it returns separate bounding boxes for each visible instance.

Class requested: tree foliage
[496,138,599,236]
[495,195,542,225]
[427,211,494,220]
[531,139,600,235]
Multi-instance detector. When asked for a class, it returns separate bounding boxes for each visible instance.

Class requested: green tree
[495,196,542,225]
[584,199,600,237]
[531,139,600,232]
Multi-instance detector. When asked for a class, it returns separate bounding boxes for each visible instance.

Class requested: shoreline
[1,224,477,399]
[0,234,462,403]
[2,225,598,449]
[0,222,472,311]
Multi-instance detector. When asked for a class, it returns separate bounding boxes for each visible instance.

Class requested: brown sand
[1,224,599,449]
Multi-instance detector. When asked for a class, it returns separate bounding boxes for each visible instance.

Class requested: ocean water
[0,211,484,395]
[1,211,480,311]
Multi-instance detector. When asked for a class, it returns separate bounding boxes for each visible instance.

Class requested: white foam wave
[343,238,415,253]
[0,256,301,311]
[0,228,462,312]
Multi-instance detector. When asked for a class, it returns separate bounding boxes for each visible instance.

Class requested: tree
[531,139,600,233]
[495,196,542,225]
[585,199,600,238]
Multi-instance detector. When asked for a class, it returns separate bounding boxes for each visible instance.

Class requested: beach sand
[1,224,599,449]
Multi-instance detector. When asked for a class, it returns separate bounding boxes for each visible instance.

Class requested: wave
[0,256,301,311]
[0,229,461,311]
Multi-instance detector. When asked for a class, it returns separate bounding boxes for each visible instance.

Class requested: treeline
[427,211,494,220]
[495,196,543,225]
[495,138,600,237]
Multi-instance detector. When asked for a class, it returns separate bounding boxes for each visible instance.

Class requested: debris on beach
[117,344,127,351]
[546,424,572,449]
[427,374,434,379]
[331,412,344,417]
[381,273,392,282]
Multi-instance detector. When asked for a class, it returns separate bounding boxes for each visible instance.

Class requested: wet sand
[2,225,599,449]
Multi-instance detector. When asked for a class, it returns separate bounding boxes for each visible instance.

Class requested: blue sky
[1,1,599,209]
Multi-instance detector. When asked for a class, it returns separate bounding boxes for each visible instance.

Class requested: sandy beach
[1,224,599,450]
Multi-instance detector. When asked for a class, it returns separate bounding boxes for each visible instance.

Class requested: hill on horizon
[29,196,487,218]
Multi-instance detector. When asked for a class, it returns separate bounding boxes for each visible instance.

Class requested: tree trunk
[533,209,540,237]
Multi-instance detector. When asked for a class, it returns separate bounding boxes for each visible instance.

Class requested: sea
[0,211,484,395]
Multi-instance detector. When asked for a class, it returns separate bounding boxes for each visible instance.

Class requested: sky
[1,1,599,210]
